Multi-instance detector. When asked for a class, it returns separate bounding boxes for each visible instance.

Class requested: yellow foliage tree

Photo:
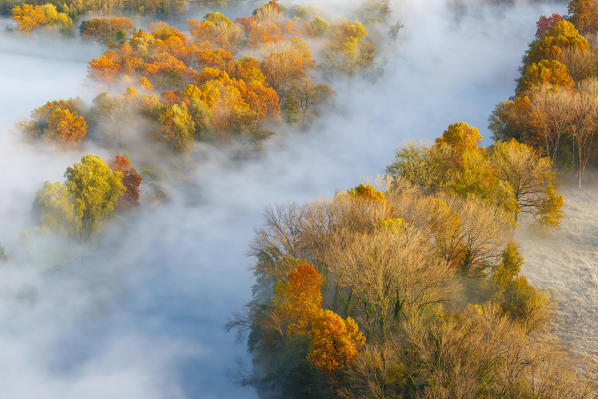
[525,20,589,65]
[11,3,72,33]
[307,310,365,374]
[36,155,125,240]
[45,108,87,146]
[347,183,385,203]
[435,121,483,155]
[517,59,574,93]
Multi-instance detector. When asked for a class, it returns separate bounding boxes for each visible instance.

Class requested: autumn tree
[435,121,483,156]
[323,18,375,74]
[271,262,323,335]
[525,20,588,64]
[187,12,242,51]
[568,78,598,188]
[11,3,72,33]
[46,108,87,145]
[270,263,365,375]
[36,155,124,239]
[569,0,598,34]
[21,98,87,147]
[156,103,195,152]
[492,242,548,329]
[386,142,456,194]
[347,183,385,203]
[109,155,143,211]
[260,40,313,101]
[535,14,563,38]
[489,139,562,224]
[79,17,135,44]
[517,59,574,94]
[489,96,541,144]
[64,154,125,239]
[307,310,365,374]
[88,50,121,81]
[36,181,81,236]
[528,85,574,162]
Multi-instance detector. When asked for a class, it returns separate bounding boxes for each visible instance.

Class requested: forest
[1,0,598,398]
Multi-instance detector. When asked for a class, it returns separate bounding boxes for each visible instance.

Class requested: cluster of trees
[491,0,598,187]
[230,125,587,398]
[11,3,72,33]
[387,122,564,226]
[10,0,388,248]
[34,154,142,240]
[79,16,135,45]
[17,2,381,153]
[85,2,373,140]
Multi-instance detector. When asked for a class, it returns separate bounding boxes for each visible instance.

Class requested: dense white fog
[0,1,568,398]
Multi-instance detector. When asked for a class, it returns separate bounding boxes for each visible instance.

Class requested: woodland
[1,0,598,398]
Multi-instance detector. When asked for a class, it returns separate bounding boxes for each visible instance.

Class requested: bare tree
[569,78,598,188]
[489,138,555,219]
[529,85,574,163]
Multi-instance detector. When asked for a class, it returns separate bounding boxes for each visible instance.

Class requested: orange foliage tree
[109,155,143,211]
[307,310,365,374]
[21,99,87,146]
[535,14,563,38]
[45,108,87,146]
[271,263,365,374]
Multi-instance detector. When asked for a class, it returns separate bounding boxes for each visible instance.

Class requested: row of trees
[3,0,189,18]
[231,124,585,397]
[491,0,598,187]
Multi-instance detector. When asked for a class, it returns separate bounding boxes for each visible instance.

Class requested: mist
[0,1,567,398]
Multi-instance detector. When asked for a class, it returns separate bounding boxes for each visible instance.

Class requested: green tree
[37,155,125,240]
[65,155,125,239]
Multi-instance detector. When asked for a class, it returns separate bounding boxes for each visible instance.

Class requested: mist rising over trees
[1,0,597,398]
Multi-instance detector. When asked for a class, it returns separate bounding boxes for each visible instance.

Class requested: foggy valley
[2,0,598,398]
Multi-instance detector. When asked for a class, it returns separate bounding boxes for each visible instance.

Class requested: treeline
[491,0,598,187]
[229,124,597,398]
[2,0,195,18]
